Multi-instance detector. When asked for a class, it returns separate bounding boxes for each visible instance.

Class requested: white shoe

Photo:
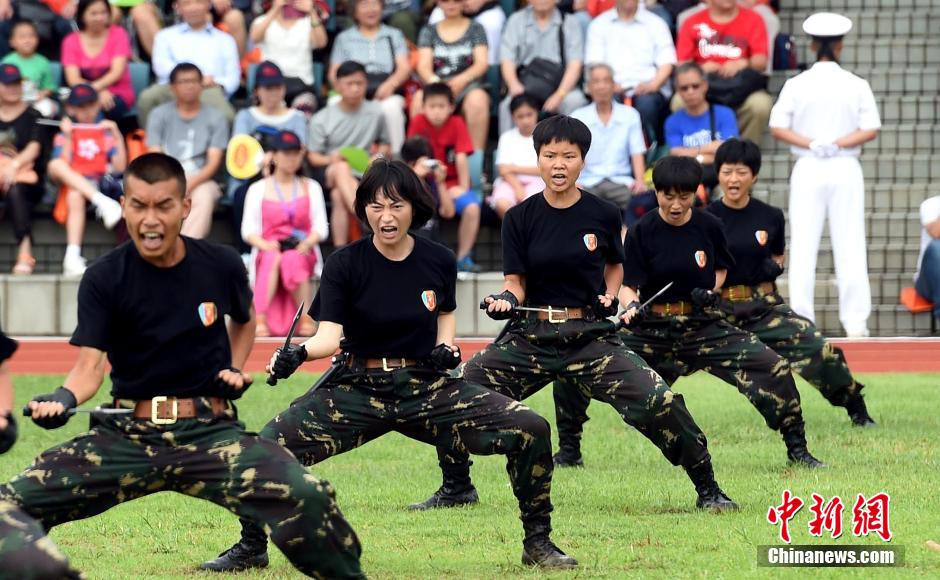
[95,195,123,230]
[63,253,87,277]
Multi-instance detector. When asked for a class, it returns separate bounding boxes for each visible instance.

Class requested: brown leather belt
[529,306,586,323]
[125,396,230,425]
[721,282,777,302]
[347,355,420,371]
[649,301,693,316]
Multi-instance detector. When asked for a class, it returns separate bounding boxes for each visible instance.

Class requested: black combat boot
[551,443,584,468]
[845,391,876,427]
[200,519,269,572]
[685,458,739,511]
[408,459,479,510]
[781,422,826,468]
[521,523,578,569]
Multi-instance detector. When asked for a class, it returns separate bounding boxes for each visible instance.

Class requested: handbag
[516,15,566,105]
[366,36,396,99]
[705,68,768,109]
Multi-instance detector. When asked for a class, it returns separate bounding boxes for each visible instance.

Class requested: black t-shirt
[0,106,42,153]
[70,238,253,399]
[706,198,785,287]
[502,191,624,306]
[316,235,457,359]
[623,209,735,303]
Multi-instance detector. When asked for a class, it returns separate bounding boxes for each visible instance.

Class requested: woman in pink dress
[241,129,328,336]
[61,0,135,120]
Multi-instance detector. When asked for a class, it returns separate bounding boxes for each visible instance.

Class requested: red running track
[7,338,940,374]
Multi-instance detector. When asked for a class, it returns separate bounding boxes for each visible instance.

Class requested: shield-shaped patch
[694,251,707,269]
[755,230,768,246]
[198,302,218,327]
[421,290,437,312]
[583,233,597,251]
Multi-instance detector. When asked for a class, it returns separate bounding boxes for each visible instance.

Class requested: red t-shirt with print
[407,113,474,188]
[676,7,769,65]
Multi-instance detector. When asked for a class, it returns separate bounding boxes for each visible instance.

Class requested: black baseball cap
[0,63,22,84]
[270,129,303,151]
[255,61,285,88]
[67,83,98,106]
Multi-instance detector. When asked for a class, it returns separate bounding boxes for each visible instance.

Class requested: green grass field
[3,372,939,579]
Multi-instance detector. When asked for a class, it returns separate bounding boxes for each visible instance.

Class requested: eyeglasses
[678,83,703,92]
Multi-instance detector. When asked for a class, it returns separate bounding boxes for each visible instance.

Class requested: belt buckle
[547,306,568,324]
[727,287,737,301]
[382,357,406,371]
[663,303,673,316]
[151,396,178,425]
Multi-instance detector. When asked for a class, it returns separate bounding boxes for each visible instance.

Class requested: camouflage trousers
[0,401,363,579]
[431,318,711,488]
[0,501,82,580]
[242,365,555,540]
[553,311,804,451]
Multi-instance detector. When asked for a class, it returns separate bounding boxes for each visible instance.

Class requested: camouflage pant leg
[675,317,804,431]
[551,377,591,450]
[738,302,860,406]
[0,410,363,579]
[0,501,81,580]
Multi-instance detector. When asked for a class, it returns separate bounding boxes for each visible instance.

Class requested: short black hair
[336,60,367,79]
[713,138,762,175]
[10,20,39,36]
[423,82,454,104]
[652,156,702,194]
[76,0,110,31]
[355,158,435,230]
[124,153,187,198]
[400,136,434,165]
[509,93,540,114]
[673,61,705,81]
[170,62,202,84]
[532,114,591,158]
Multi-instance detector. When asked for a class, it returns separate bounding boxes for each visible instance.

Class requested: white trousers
[787,156,871,335]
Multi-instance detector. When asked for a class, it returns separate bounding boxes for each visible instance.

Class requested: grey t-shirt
[308,100,390,153]
[417,20,487,80]
[146,103,229,174]
[330,25,407,76]
[500,7,583,67]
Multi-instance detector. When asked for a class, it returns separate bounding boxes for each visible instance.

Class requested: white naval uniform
[769,61,881,336]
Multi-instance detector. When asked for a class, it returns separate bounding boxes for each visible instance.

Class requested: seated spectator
[0,64,44,275]
[0,0,76,60]
[138,0,238,127]
[664,62,738,190]
[210,0,248,57]
[489,94,544,219]
[585,0,675,141]
[47,84,125,277]
[415,0,490,151]
[676,0,778,72]
[241,129,327,337]
[146,63,229,239]
[400,134,454,241]
[250,0,328,113]
[329,0,411,153]
[428,0,505,66]
[109,0,162,60]
[307,61,390,247]
[61,0,135,121]
[915,195,940,329]
[571,63,648,225]
[675,0,771,144]
[1,21,59,117]
[407,82,481,272]
[499,0,587,135]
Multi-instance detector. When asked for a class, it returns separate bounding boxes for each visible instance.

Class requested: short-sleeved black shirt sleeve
[0,107,42,152]
[706,198,786,286]
[623,209,735,303]
[70,238,253,399]
[317,235,457,358]
[502,192,624,306]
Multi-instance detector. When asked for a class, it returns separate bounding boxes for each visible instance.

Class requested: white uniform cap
[802,12,853,38]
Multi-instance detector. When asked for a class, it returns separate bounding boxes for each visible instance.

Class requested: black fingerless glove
[621,300,645,328]
[761,258,785,280]
[0,413,16,454]
[690,288,720,309]
[30,387,77,429]
[594,295,619,318]
[216,367,254,400]
[273,344,307,379]
[429,343,461,371]
[484,290,519,321]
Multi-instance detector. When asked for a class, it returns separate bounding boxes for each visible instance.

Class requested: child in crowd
[47,84,126,277]
[400,135,455,241]
[406,82,481,273]
[0,21,58,117]
[489,94,544,220]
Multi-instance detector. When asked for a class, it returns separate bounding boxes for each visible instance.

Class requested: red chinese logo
[767,490,804,543]
[808,494,844,539]
[852,493,892,542]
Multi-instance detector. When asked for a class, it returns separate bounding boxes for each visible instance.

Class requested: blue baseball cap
[0,63,22,84]
[67,83,98,106]
[270,129,304,151]
[255,61,285,88]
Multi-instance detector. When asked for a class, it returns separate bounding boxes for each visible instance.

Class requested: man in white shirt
[915,196,940,328]
[585,0,675,141]
[137,0,239,127]
[769,12,881,337]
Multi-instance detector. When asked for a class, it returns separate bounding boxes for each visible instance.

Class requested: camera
[423,159,441,170]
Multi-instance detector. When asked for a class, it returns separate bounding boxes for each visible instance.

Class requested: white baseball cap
[802,12,853,38]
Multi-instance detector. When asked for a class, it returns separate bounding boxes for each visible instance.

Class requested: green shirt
[0,53,58,94]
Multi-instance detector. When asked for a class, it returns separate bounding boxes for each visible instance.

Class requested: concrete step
[787,39,940,69]
[775,273,917,305]
[752,183,937,213]
[808,304,935,337]
[770,68,940,97]
[779,11,940,39]
[877,95,940,124]
[757,124,940,155]
[760,153,940,184]
[781,0,938,11]
[810,241,918,274]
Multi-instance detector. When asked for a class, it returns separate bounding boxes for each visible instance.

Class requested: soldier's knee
[517,411,551,440]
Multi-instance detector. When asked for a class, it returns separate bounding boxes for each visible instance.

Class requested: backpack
[773,34,799,71]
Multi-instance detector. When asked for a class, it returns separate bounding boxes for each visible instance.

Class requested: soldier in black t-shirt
[409,116,738,516]
[0,154,364,580]
[705,139,873,425]
[205,159,577,573]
